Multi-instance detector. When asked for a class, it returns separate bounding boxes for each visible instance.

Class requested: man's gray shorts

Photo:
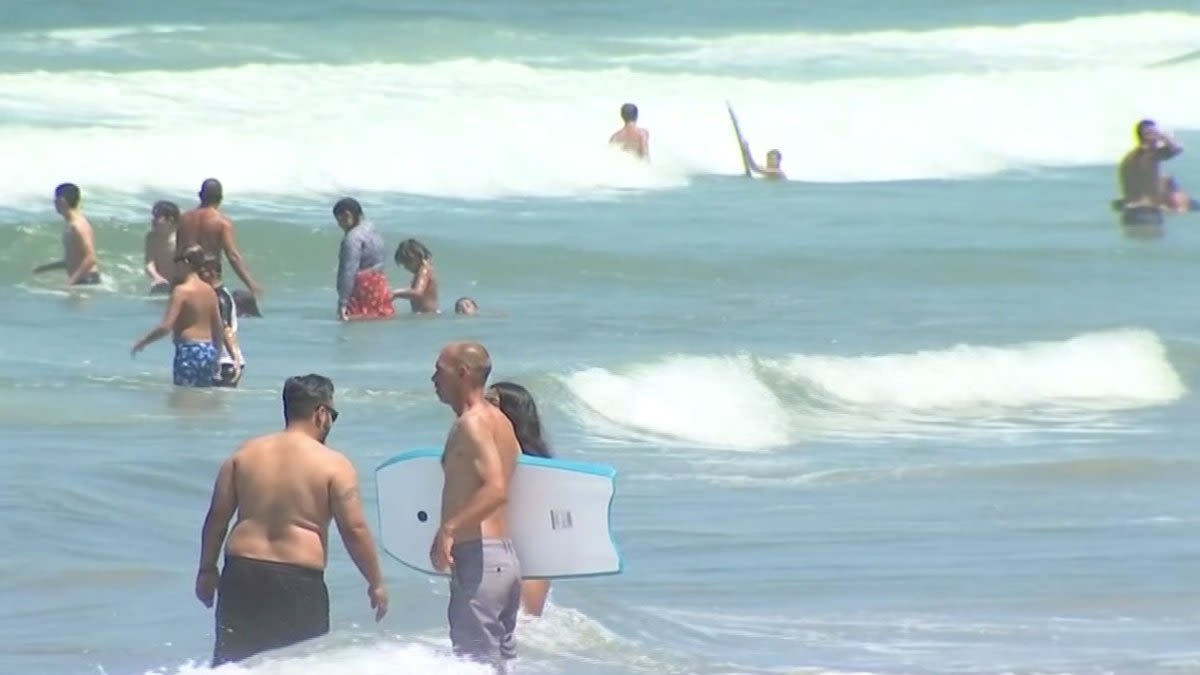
[448,538,522,667]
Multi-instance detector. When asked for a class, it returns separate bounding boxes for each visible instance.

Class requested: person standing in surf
[333,197,394,321]
[485,381,554,617]
[1117,119,1183,226]
[391,238,439,314]
[177,178,263,300]
[33,183,102,286]
[195,374,389,665]
[608,102,650,160]
[742,142,787,181]
[131,245,237,388]
[429,341,523,672]
[144,200,180,294]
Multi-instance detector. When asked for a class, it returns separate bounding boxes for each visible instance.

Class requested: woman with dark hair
[485,381,553,616]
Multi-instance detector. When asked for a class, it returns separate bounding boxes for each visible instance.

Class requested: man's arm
[336,232,360,311]
[32,260,66,274]
[132,288,183,352]
[330,456,385,589]
[441,415,509,536]
[219,220,262,297]
[144,233,165,282]
[65,224,97,285]
[198,454,238,571]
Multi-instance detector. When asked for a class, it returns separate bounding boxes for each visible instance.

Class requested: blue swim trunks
[173,341,217,388]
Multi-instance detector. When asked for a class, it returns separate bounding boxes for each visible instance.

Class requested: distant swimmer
[454,297,479,316]
[145,201,180,294]
[32,183,101,286]
[196,374,388,666]
[333,198,394,321]
[1117,119,1183,226]
[131,245,237,388]
[177,178,263,298]
[392,238,439,314]
[742,142,787,181]
[484,381,553,617]
[608,102,650,160]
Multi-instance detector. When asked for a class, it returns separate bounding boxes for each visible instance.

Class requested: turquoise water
[3,1,1200,674]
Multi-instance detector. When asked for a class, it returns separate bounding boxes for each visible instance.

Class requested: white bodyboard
[376,448,622,579]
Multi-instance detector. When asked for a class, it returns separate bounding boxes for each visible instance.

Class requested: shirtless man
[177,178,263,298]
[743,142,787,181]
[131,246,237,387]
[144,200,180,294]
[196,374,389,666]
[32,183,101,286]
[1117,119,1183,226]
[429,342,522,671]
[608,102,650,160]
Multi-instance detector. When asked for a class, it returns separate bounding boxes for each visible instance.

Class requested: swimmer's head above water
[151,200,180,230]
[332,197,364,230]
[620,102,638,123]
[232,289,262,317]
[766,149,783,169]
[454,297,478,315]
[1136,119,1160,146]
[198,178,223,207]
[394,238,431,273]
[54,182,81,214]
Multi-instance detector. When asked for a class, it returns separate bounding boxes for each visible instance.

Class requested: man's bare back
[609,126,650,160]
[221,430,360,569]
[178,179,262,297]
[440,403,521,543]
[171,275,223,344]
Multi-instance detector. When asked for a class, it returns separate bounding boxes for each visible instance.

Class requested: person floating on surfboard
[608,102,650,160]
[1114,119,1183,226]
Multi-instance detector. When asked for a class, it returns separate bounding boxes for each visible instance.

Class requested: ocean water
[2,1,1200,674]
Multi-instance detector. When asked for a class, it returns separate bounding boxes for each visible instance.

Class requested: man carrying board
[429,341,523,672]
[196,374,389,665]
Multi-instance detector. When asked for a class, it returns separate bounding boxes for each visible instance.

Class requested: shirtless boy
[429,341,522,671]
[177,178,263,298]
[608,102,650,160]
[145,200,180,294]
[196,374,388,665]
[131,246,237,388]
[32,183,101,286]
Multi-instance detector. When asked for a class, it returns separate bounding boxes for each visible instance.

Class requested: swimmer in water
[608,102,650,160]
[145,200,180,294]
[391,238,439,314]
[1161,175,1200,213]
[1117,119,1182,226]
[33,183,102,286]
[454,297,479,316]
[742,142,787,181]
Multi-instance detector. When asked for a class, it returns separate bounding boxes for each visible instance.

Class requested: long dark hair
[488,381,552,458]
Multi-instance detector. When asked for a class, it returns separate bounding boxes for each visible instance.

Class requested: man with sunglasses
[195,374,389,666]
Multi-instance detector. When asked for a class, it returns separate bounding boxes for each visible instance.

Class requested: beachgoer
[742,143,787,181]
[198,258,245,387]
[608,103,650,160]
[1161,175,1200,213]
[145,200,180,294]
[232,289,262,318]
[430,342,522,671]
[333,197,394,321]
[1117,119,1183,226]
[177,178,263,298]
[392,238,439,313]
[454,297,479,316]
[196,374,388,666]
[485,381,553,617]
[131,246,236,388]
[32,183,101,286]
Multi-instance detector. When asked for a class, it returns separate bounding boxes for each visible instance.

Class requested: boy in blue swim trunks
[132,245,238,387]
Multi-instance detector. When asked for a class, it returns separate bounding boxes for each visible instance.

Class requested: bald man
[428,341,522,672]
[177,178,263,298]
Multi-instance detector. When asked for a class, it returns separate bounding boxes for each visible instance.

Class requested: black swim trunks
[1121,205,1164,227]
[212,555,330,666]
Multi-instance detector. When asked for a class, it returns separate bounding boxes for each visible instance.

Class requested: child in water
[391,238,439,313]
[485,381,554,617]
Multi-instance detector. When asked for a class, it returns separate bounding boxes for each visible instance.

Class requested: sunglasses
[319,404,339,423]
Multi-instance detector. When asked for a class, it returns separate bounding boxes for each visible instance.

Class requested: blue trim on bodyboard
[375,447,623,579]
